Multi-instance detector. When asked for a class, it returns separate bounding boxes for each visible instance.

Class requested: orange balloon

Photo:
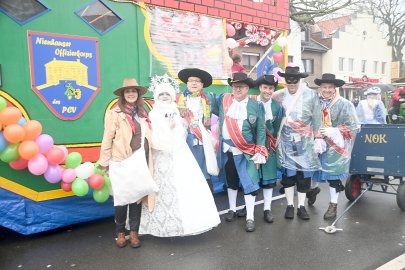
[3,124,25,143]
[18,140,40,160]
[23,120,42,140]
[0,107,22,126]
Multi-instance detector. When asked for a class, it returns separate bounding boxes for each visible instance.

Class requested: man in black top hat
[211,72,268,232]
[255,74,282,223]
[272,66,321,220]
[177,68,214,189]
[311,73,360,220]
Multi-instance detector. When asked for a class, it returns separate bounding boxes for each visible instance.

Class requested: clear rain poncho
[314,95,361,180]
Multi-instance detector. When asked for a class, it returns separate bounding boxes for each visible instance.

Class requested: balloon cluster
[0,96,110,203]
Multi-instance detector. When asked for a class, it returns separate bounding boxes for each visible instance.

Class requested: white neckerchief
[186,96,203,120]
[258,95,273,121]
[226,97,248,120]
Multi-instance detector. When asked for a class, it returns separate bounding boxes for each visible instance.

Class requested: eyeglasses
[187,79,202,84]
[232,85,248,90]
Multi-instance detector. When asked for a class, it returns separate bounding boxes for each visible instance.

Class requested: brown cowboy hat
[278,66,308,78]
[227,72,255,88]
[255,74,278,88]
[178,68,213,88]
[113,78,147,96]
[314,73,345,87]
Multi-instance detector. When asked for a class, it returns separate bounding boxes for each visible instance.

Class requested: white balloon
[226,38,239,49]
[75,161,94,179]
[278,37,288,47]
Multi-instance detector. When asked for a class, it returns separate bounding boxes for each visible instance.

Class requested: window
[288,55,294,63]
[0,0,49,25]
[373,61,378,73]
[76,0,123,35]
[361,60,367,73]
[302,59,314,74]
[242,52,260,71]
[382,62,386,74]
[348,58,354,72]
[338,57,345,71]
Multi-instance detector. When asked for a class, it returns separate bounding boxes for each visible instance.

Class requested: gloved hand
[250,153,266,164]
[320,127,344,148]
[313,138,327,155]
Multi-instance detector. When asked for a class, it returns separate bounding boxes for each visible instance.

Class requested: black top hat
[314,73,345,87]
[178,68,213,88]
[227,72,255,88]
[255,74,278,88]
[113,78,147,96]
[278,66,308,78]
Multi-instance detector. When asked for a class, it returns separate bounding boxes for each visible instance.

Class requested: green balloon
[273,43,282,52]
[65,152,82,168]
[71,177,89,197]
[93,185,110,203]
[103,174,111,188]
[0,143,19,163]
[0,96,6,111]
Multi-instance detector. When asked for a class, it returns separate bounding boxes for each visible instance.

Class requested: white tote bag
[199,122,219,176]
[109,148,158,206]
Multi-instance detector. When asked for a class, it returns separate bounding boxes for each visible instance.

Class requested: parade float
[0,0,289,234]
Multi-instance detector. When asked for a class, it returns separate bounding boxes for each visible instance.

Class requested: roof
[301,39,329,53]
[313,15,352,38]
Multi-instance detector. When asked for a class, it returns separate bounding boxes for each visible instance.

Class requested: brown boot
[116,232,127,248]
[129,231,141,248]
[324,203,337,220]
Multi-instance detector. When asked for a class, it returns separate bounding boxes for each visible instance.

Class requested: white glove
[321,127,344,148]
[313,138,327,155]
[250,153,266,164]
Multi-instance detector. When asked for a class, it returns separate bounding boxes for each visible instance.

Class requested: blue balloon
[17,117,26,126]
[0,132,7,152]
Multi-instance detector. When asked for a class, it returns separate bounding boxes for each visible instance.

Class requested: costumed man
[211,72,268,232]
[272,66,321,220]
[255,74,282,223]
[177,68,214,189]
[311,73,360,220]
[356,86,387,124]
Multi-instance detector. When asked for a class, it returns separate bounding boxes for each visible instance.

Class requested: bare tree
[365,0,405,70]
[289,0,357,24]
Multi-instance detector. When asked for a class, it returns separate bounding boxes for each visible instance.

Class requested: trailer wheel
[345,174,363,202]
[396,182,405,211]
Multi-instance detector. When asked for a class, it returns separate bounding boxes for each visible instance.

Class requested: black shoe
[225,210,237,222]
[284,205,294,219]
[306,187,321,206]
[264,210,274,223]
[237,206,247,217]
[297,206,310,220]
[323,203,337,220]
[245,219,255,232]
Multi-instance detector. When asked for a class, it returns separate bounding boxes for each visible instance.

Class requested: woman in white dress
[139,74,220,237]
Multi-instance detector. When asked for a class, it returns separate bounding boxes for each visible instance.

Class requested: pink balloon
[28,154,48,175]
[9,157,28,170]
[56,145,68,160]
[62,168,77,183]
[44,164,62,183]
[35,134,54,154]
[273,52,284,62]
[46,147,65,164]
[226,24,236,37]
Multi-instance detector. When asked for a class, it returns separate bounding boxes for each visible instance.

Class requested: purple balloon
[44,164,62,184]
[35,134,54,154]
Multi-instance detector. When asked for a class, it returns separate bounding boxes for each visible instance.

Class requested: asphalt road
[1,182,404,270]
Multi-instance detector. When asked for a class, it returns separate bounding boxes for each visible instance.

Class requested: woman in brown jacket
[98,78,154,248]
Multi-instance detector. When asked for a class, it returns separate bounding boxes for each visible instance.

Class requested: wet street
[1,182,404,270]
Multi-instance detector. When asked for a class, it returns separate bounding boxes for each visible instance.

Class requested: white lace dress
[139,103,220,237]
